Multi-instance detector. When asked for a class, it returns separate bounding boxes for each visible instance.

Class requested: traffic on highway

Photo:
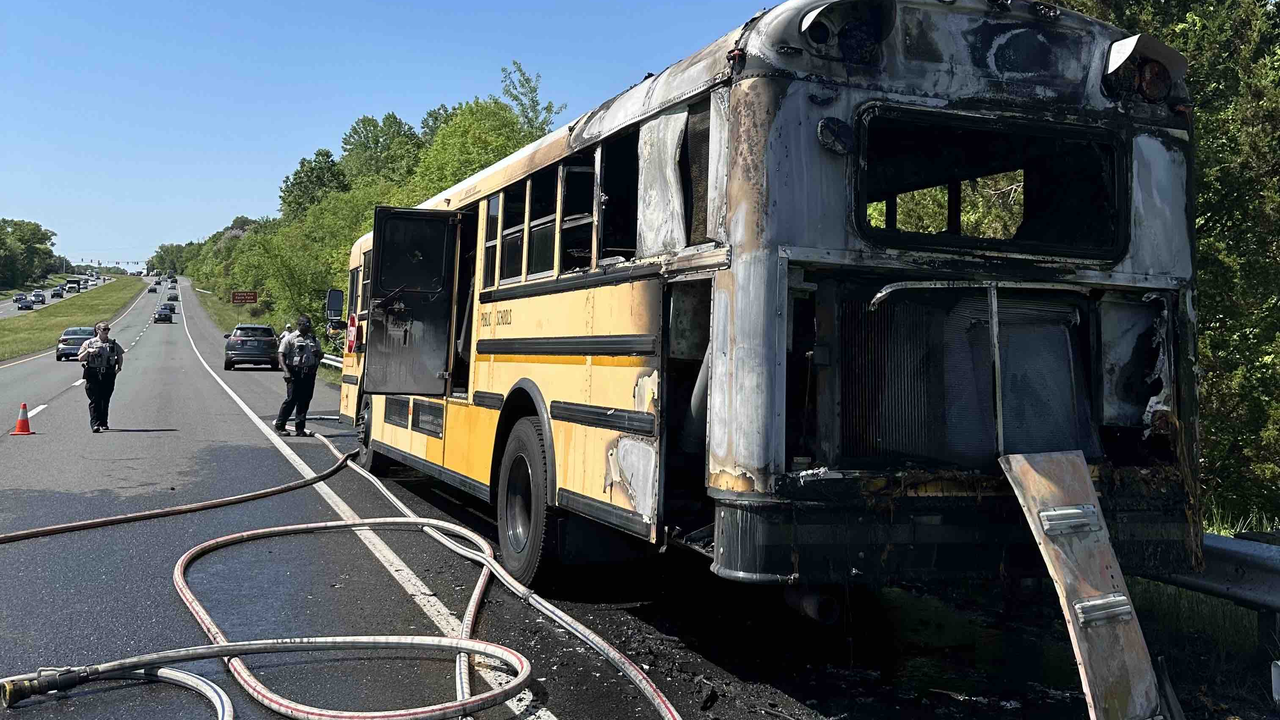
[0,274,113,319]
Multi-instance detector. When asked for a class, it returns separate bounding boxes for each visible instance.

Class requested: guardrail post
[1261,610,1280,659]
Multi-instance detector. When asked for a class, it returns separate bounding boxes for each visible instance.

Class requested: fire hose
[0,426,683,720]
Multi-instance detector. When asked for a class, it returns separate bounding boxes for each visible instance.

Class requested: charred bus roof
[416,0,1188,216]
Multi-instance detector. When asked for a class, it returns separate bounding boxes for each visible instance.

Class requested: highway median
[0,276,147,363]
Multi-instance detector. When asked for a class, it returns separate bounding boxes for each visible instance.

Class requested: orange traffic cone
[10,403,34,436]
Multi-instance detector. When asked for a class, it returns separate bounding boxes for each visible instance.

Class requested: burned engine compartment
[763,269,1200,580]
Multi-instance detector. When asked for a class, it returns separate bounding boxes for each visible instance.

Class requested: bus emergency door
[363,205,458,397]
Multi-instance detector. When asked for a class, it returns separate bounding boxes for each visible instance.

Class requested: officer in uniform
[278,323,292,345]
[275,314,321,436]
[77,321,124,432]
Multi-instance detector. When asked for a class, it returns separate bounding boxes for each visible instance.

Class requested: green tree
[501,60,567,138]
[397,97,531,204]
[279,149,350,219]
[0,219,58,288]
[340,112,423,185]
[420,103,459,149]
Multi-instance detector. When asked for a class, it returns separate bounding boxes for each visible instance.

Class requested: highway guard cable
[0,429,683,720]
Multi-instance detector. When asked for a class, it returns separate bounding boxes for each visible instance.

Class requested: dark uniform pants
[85,369,117,429]
[276,369,317,432]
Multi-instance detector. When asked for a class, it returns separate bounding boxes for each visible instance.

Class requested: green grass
[192,288,264,334]
[0,277,147,362]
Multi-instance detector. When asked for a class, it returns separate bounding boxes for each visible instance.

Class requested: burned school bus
[336,0,1200,601]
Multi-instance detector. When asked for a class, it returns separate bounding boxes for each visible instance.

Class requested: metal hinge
[1073,593,1134,627]
[1039,504,1102,536]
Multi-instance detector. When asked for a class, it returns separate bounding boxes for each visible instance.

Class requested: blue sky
[0,0,758,266]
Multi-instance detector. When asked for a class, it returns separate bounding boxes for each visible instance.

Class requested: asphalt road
[0,275,115,319]
[0,277,1109,720]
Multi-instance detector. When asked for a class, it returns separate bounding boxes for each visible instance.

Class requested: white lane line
[178,301,551,719]
[0,350,54,370]
[73,379,85,387]
[28,404,48,418]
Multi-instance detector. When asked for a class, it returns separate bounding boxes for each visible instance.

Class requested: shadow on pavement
[107,428,179,433]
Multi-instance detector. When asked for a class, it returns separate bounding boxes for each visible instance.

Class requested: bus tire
[497,416,554,586]
[358,395,391,474]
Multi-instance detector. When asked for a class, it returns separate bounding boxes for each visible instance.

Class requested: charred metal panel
[1099,295,1162,427]
[708,77,790,493]
[637,109,689,259]
[706,88,730,242]
[1119,134,1192,280]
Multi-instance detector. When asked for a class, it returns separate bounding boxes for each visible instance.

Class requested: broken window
[683,99,712,245]
[859,111,1123,258]
[500,182,526,282]
[483,194,498,289]
[600,129,639,263]
[559,151,596,273]
[527,166,557,278]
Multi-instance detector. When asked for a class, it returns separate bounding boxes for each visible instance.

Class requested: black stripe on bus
[411,399,444,438]
[383,396,410,429]
[478,263,662,304]
[476,334,657,357]
[473,391,504,410]
[557,488,650,539]
[549,401,657,437]
[371,440,488,501]
[341,374,359,385]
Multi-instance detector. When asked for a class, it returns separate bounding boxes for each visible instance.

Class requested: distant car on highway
[168,283,177,289]
[167,292,179,301]
[154,308,173,324]
[49,287,63,299]
[31,291,45,304]
[154,279,162,285]
[16,297,34,310]
[160,303,176,314]
[223,324,279,371]
[56,327,95,361]
[11,292,26,303]
[148,285,158,293]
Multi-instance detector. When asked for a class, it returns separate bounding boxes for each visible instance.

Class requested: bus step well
[999,450,1182,720]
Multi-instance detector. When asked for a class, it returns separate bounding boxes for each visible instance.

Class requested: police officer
[279,323,292,345]
[77,321,124,432]
[274,314,321,436]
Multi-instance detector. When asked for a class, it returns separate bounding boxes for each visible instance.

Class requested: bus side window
[347,267,359,319]
[483,194,499,289]
[360,250,372,314]
[500,182,526,282]
[600,129,639,263]
[527,166,557,278]
[559,151,595,273]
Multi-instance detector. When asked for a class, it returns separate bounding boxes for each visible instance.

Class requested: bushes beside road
[0,276,146,362]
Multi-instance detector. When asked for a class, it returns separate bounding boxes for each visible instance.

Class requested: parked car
[147,285,158,293]
[167,292,179,301]
[154,308,173,324]
[16,297,34,310]
[223,324,279,370]
[49,287,63,299]
[11,292,26,303]
[56,327,95,360]
[31,291,45,304]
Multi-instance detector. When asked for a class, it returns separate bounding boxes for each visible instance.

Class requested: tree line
[0,219,75,290]
[162,3,1279,521]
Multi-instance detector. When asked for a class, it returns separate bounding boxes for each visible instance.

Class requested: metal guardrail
[321,354,343,369]
[1150,533,1280,654]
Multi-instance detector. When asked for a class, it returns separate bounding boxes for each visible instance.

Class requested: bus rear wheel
[497,417,555,586]
[358,395,390,474]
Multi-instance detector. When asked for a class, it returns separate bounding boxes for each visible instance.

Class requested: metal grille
[384,396,410,429]
[839,296,943,461]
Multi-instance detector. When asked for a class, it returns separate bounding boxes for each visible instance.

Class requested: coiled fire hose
[0,425,683,720]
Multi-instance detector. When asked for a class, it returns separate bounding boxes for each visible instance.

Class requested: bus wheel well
[491,389,539,508]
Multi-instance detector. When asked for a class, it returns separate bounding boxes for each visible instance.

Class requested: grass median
[0,276,147,362]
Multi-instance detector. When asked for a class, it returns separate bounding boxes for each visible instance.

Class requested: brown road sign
[231,291,258,305]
